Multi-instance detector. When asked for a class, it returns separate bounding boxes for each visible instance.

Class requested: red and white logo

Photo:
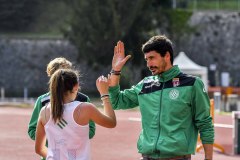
[172,78,180,87]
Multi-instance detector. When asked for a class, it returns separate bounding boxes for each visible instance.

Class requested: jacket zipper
[153,77,165,155]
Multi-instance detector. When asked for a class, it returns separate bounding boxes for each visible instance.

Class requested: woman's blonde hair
[46,57,73,77]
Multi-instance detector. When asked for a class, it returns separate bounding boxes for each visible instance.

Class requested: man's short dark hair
[142,35,174,64]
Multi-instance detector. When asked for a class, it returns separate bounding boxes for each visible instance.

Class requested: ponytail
[49,69,79,123]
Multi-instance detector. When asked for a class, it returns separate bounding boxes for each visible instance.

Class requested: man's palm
[112,41,131,71]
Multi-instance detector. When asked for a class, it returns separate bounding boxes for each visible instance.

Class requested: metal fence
[172,0,240,11]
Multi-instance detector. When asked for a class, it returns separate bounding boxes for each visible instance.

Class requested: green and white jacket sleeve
[192,78,214,144]
[109,84,141,110]
[28,96,43,140]
[87,96,96,139]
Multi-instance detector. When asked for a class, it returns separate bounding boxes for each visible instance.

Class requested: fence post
[1,87,5,101]
[214,92,221,112]
[233,111,240,154]
[172,0,177,9]
[24,87,28,102]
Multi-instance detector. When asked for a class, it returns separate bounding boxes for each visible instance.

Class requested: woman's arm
[88,75,116,128]
[35,109,48,158]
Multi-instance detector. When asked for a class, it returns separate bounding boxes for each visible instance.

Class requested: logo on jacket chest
[172,78,180,87]
[169,89,179,99]
[144,80,161,89]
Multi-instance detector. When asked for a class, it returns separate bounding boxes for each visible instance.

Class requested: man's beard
[149,64,166,75]
[149,66,158,75]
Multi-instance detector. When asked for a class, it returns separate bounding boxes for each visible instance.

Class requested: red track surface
[0,106,240,160]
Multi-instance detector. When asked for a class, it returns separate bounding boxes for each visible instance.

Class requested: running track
[0,106,239,160]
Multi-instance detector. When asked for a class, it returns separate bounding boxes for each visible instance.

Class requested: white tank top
[45,101,90,160]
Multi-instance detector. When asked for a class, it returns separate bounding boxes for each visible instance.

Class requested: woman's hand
[96,75,109,95]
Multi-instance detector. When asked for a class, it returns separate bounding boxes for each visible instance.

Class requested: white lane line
[214,123,233,129]
[128,117,141,121]
[128,117,234,129]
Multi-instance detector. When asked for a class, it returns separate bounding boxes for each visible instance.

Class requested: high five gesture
[110,41,131,87]
[112,41,131,72]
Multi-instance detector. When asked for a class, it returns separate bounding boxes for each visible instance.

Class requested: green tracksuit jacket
[28,92,96,159]
[109,65,214,158]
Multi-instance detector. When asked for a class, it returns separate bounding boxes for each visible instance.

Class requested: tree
[0,0,41,32]
[63,0,154,68]
[156,9,193,55]
[63,0,193,69]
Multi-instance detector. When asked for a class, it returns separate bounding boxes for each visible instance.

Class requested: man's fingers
[121,42,124,55]
[117,41,121,54]
[118,41,124,55]
[116,41,124,55]
[114,46,117,55]
[122,55,131,63]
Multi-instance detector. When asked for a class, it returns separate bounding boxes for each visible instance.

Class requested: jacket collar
[158,65,181,82]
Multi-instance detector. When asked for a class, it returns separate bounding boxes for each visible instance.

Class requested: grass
[30,1,72,34]
[183,0,240,10]
[0,1,71,39]
[0,32,64,39]
[2,1,240,40]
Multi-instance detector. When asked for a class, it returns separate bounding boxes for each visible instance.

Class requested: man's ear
[165,51,171,61]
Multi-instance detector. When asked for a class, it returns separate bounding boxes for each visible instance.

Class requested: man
[28,57,95,159]
[109,35,214,160]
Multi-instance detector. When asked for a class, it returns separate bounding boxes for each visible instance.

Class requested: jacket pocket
[160,131,188,155]
[137,133,155,154]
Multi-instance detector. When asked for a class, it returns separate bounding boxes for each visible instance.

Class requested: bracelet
[100,94,109,98]
[110,70,121,75]
[101,96,109,101]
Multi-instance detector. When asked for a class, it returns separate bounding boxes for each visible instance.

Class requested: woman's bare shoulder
[77,102,98,114]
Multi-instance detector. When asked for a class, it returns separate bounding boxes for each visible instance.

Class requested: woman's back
[35,69,116,159]
[44,101,90,160]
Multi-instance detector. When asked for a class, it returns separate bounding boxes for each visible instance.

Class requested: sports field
[0,105,240,160]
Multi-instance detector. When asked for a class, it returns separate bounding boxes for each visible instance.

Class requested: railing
[0,87,35,105]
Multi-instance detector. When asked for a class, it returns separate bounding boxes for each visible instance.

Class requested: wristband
[101,97,109,101]
[110,70,121,75]
[100,94,109,98]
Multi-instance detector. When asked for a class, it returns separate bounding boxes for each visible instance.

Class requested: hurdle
[196,99,225,153]
[233,111,240,155]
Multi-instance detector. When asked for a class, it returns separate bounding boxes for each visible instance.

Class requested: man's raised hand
[112,41,131,71]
